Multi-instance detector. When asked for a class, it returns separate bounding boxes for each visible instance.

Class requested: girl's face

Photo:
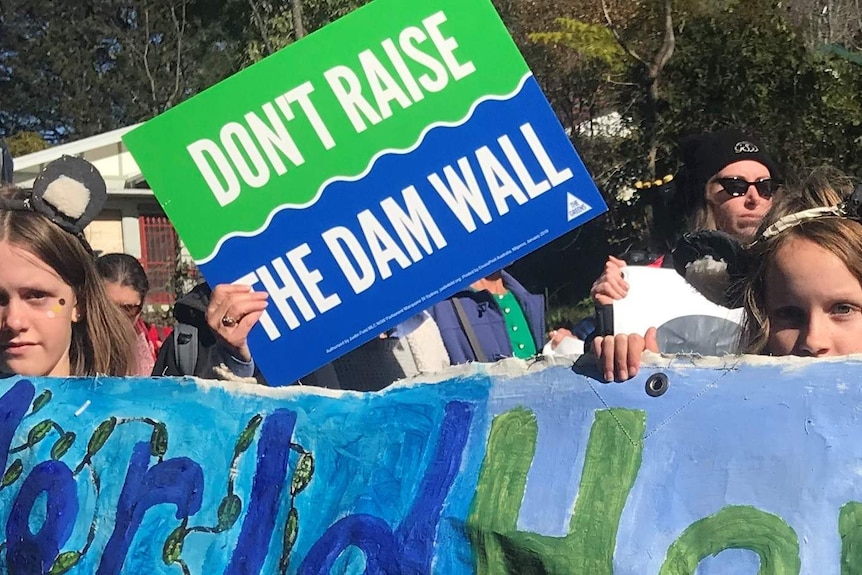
[765,237,862,357]
[103,281,143,323]
[0,241,78,376]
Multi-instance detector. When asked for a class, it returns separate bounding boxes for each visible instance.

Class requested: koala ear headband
[0,155,107,247]
[673,184,862,308]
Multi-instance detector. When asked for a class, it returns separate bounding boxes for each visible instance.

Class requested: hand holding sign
[591,255,629,305]
[206,284,269,362]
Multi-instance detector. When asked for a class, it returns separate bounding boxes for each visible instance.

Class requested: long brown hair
[741,167,861,353]
[0,186,135,375]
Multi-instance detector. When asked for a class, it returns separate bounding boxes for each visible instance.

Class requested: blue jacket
[429,272,545,364]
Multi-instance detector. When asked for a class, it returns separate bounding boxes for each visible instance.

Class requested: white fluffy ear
[42,175,91,219]
[684,255,731,306]
[28,156,107,236]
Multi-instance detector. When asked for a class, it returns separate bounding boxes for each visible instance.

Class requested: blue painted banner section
[3,358,859,573]
[198,76,606,384]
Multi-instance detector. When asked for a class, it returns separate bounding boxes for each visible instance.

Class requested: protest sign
[1,358,861,573]
[613,266,744,354]
[123,0,607,384]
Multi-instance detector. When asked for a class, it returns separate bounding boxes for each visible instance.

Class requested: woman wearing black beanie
[673,128,781,243]
[592,129,781,306]
[588,129,781,381]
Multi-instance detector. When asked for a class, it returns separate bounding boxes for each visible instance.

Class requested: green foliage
[6,132,50,156]
[656,5,862,180]
[529,18,625,72]
[245,6,295,62]
[546,297,595,332]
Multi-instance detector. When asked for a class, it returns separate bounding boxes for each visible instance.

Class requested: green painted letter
[840,502,862,575]
[468,408,646,574]
[660,505,800,575]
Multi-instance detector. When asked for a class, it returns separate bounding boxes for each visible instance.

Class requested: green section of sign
[123,0,530,260]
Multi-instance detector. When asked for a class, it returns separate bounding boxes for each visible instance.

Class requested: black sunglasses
[714,177,780,198]
[119,303,143,319]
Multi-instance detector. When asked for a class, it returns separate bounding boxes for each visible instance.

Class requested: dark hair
[0,186,135,375]
[96,253,150,302]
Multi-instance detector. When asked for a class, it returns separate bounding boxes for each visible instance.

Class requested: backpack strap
[173,323,199,376]
[451,298,488,363]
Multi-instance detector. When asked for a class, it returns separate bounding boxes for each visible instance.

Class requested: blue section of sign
[199,76,606,384]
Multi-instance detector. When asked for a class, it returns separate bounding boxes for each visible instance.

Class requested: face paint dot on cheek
[49,298,66,317]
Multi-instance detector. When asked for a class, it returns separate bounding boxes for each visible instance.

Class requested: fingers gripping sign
[206,284,270,362]
[591,327,659,383]
[591,255,629,306]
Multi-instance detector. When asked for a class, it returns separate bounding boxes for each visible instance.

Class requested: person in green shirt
[429,270,548,364]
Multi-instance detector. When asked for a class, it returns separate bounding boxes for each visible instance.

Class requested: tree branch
[142,7,158,114]
[168,1,186,109]
[649,0,675,79]
[247,0,273,56]
[605,77,639,87]
[601,0,645,66]
[857,0,862,42]
[292,0,306,40]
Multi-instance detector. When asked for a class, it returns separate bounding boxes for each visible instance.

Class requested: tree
[0,0,243,140]
[493,0,638,134]
[659,0,862,179]
[783,0,862,49]
[5,131,50,156]
[528,18,626,134]
[241,0,370,63]
[505,0,680,308]
[602,0,676,179]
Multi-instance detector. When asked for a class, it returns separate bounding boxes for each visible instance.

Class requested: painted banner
[2,357,862,573]
[122,0,607,384]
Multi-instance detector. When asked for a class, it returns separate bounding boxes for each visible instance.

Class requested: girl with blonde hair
[741,168,862,356]
[0,157,135,377]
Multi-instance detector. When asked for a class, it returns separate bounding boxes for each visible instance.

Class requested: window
[139,215,178,305]
[83,210,124,255]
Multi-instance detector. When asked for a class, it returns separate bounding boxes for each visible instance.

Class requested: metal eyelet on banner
[645,373,669,397]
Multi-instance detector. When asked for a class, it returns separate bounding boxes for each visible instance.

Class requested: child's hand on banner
[591,327,658,382]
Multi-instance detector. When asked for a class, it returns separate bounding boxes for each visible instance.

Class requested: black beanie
[675,129,780,215]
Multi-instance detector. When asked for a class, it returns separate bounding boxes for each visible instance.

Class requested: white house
[12,125,181,304]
